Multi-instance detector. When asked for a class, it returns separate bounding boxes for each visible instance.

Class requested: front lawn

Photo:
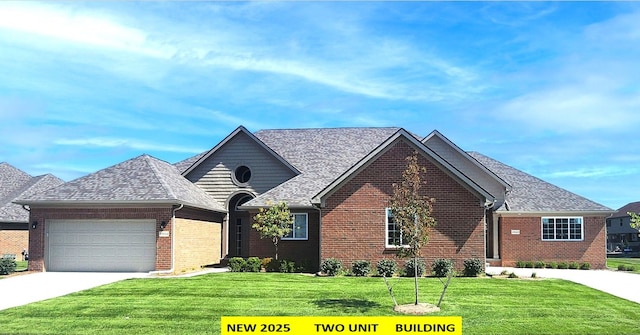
[607,257,640,273]
[0,273,637,334]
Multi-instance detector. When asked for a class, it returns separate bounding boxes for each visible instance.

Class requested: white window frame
[282,213,308,240]
[541,217,584,241]
[385,208,409,248]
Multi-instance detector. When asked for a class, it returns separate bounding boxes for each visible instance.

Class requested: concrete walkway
[0,268,229,311]
[487,267,640,305]
[0,272,149,311]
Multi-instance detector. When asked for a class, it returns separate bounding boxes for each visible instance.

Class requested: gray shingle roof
[610,201,640,219]
[246,127,403,207]
[0,163,64,223]
[16,155,225,212]
[468,152,612,213]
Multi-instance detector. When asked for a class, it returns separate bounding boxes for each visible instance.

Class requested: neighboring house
[16,126,613,273]
[0,163,63,259]
[606,202,640,252]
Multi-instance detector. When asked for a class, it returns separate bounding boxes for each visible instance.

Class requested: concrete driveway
[0,272,149,311]
[487,267,640,305]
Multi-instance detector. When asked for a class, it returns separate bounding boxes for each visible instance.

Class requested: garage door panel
[47,220,156,272]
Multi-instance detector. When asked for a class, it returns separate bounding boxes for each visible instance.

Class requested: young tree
[629,212,640,231]
[389,151,437,305]
[252,201,293,260]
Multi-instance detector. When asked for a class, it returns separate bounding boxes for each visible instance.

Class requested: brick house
[0,163,63,260]
[16,126,613,273]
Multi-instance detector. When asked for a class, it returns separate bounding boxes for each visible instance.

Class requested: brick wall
[321,140,485,273]
[173,219,221,273]
[499,215,607,269]
[248,209,320,270]
[0,225,28,260]
[28,207,173,272]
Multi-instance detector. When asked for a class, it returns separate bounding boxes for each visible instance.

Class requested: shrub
[515,261,525,268]
[534,261,546,269]
[432,258,454,277]
[228,257,246,272]
[351,260,371,277]
[262,258,275,272]
[508,272,518,278]
[579,262,591,270]
[279,259,296,273]
[531,272,537,278]
[296,259,314,273]
[546,262,557,269]
[245,257,261,272]
[524,261,534,268]
[0,257,17,275]
[320,258,342,276]
[463,258,483,277]
[617,264,627,271]
[557,262,569,269]
[568,262,580,269]
[376,259,398,277]
[404,258,426,277]
[628,266,637,272]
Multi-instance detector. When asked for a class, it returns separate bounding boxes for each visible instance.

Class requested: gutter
[150,203,183,275]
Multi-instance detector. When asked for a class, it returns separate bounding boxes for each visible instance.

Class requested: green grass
[0,273,638,334]
[607,257,640,273]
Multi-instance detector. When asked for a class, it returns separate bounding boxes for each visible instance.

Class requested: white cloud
[0,2,175,58]
[496,87,639,133]
[55,138,204,154]
[543,166,640,179]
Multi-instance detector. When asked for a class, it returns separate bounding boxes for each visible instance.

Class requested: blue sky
[1,1,638,210]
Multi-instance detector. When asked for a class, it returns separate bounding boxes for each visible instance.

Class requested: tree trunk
[273,237,279,261]
[414,255,419,305]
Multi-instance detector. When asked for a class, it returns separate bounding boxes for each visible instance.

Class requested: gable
[314,130,494,208]
[323,139,483,211]
[423,131,509,208]
[184,130,298,206]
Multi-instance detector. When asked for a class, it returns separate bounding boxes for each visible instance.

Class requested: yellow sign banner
[221,316,462,335]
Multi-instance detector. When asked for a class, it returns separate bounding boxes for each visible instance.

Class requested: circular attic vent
[234,165,252,185]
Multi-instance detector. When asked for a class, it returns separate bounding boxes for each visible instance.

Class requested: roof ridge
[255,126,402,132]
[143,154,177,200]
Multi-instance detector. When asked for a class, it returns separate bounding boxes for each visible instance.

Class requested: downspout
[150,204,183,275]
[483,200,495,270]
[313,203,322,272]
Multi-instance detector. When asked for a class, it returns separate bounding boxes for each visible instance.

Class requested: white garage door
[47,219,156,272]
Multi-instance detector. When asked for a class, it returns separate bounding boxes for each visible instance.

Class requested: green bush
[557,262,569,269]
[508,272,518,278]
[228,257,246,272]
[568,262,580,269]
[0,257,17,275]
[516,261,526,268]
[279,259,296,273]
[404,258,426,277]
[351,260,371,277]
[320,258,342,276]
[463,258,483,277]
[376,259,398,277]
[579,262,591,270]
[534,261,546,269]
[431,258,454,277]
[524,261,534,268]
[628,266,637,272]
[245,257,261,272]
[546,262,557,269]
[617,264,627,271]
